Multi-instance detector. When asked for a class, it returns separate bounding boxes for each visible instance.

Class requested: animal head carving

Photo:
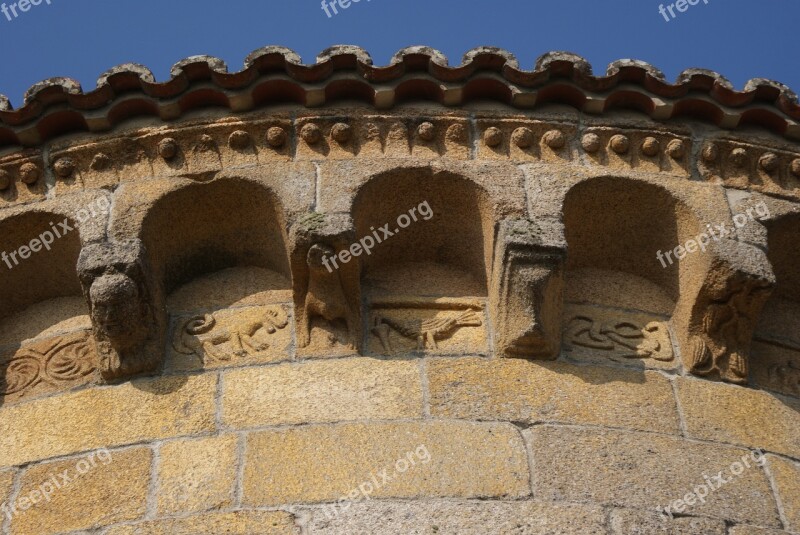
[77,239,159,380]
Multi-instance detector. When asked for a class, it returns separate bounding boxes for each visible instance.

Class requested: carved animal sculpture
[78,239,159,381]
[372,309,483,354]
[298,243,358,349]
[173,306,288,363]
[689,276,771,382]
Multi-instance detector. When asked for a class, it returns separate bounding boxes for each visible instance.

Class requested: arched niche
[0,210,95,404]
[353,168,495,296]
[759,213,800,339]
[138,178,292,314]
[753,213,800,396]
[561,176,704,368]
[129,177,294,372]
[0,211,86,344]
[352,168,496,355]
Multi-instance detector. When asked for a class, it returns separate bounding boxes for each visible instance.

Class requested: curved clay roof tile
[2,47,799,147]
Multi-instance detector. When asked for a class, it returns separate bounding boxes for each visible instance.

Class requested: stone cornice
[2,47,800,148]
[2,111,799,208]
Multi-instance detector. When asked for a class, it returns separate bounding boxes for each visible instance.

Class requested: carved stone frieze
[768,359,800,396]
[27,111,800,204]
[475,119,577,164]
[751,341,800,398]
[0,97,795,393]
[0,330,97,403]
[562,305,675,369]
[370,298,486,355]
[0,151,46,207]
[699,139,800,197]
[581,127,691,176]
[170,305,290,369]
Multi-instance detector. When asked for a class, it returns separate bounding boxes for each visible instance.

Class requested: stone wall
[0,49,799,534]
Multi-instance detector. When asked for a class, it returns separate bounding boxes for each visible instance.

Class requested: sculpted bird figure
[372,308,483,354]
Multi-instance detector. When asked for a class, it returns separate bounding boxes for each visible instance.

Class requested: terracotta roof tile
[1,46,798,148]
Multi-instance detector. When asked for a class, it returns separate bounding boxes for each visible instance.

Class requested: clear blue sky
[0,0,797,108]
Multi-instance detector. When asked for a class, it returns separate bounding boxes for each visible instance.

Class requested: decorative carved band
[0,331,97,400]
[172,306,289,364]
[370,298,485,355]
[564,316,674,362]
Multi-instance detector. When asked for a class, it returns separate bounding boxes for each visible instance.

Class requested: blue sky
[0,0,797,107]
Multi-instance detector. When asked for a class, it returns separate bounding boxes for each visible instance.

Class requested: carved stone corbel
[289,213,362,351]
[673,239,775,384]
[77,239,162,380]
[490,218,567,359]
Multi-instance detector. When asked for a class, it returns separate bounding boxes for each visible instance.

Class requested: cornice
[1,47,799,148]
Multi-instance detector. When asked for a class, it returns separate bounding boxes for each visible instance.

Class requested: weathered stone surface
[0,330,98,406]
[3,50,800,535]
[164,266,292,315]
[767,455,800,532]
[490,218,566,359]
[304,500,607,534]
[0,374,216,467]
[9,448,150,535]
[676,377,800,458]
[77,239,162,380]
[751,341,800,398]
[528,426,781,527]
[222,359,423,427]
[428,357,679,433]
[0,469,15,511]
[562,304,676,370]
[243,421,530,505]
[369,299,488,356]
[729,528,793,535]
[157,435,237,515]
[168,304,292,371]
[610,509,727,534]
[104,510,299,535]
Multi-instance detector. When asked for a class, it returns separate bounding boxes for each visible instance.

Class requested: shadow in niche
[132,178,292,389]
[560,177,700,383]
[138,178,292,309]
[0,212,96,408]
[352,168,496,358]
[752,213,800,402]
